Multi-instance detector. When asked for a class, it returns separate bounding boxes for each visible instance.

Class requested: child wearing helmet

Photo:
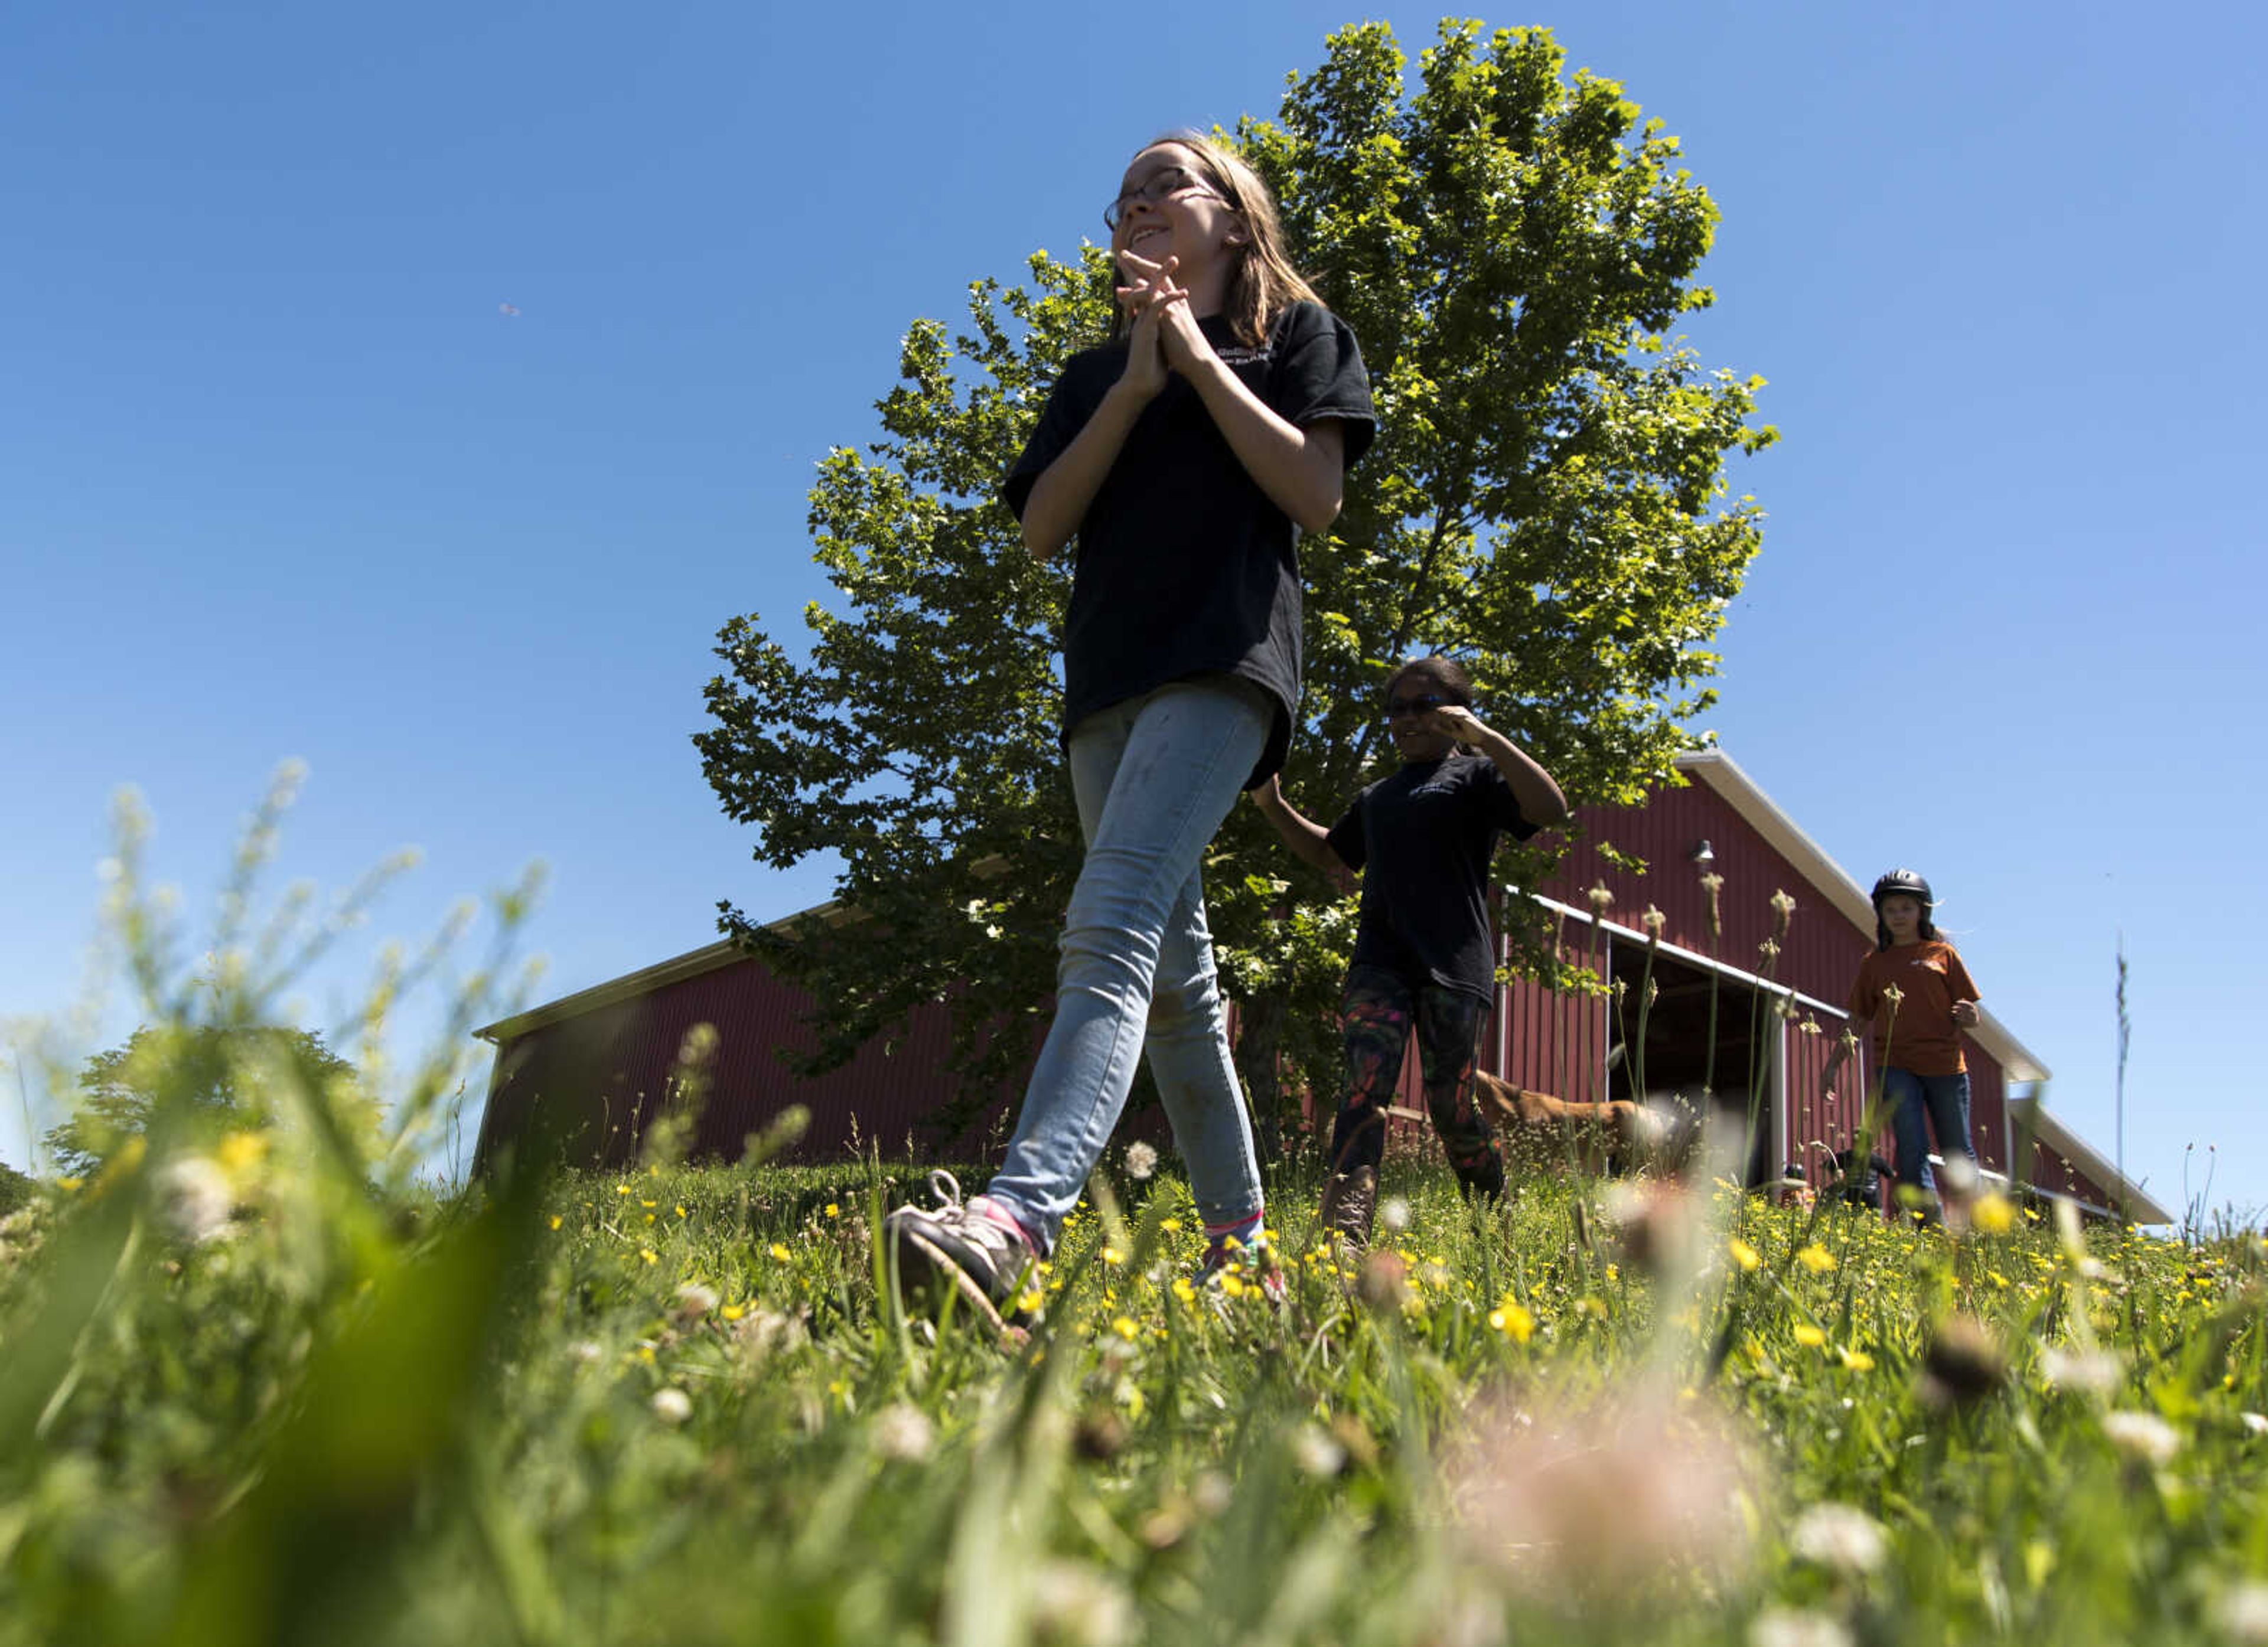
[1819,870,1983,1221]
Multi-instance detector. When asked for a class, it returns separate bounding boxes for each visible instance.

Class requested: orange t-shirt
[1846,940,1979,1076]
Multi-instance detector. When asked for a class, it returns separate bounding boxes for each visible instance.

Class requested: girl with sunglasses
[888,133,1375,1325]
[1249,656,1568,1242]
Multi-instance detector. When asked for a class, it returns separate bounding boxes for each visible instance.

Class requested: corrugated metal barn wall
[1540,778,1872,1011]
[480,954,1024,1171]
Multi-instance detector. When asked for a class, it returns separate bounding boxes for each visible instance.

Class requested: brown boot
[1318,1165,1378,1245]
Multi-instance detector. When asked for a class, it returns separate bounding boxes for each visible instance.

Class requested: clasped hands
[1115,250,1211,397]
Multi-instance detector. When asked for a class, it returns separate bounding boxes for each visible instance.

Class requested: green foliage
[0,1162,31,1218]
[697,19,1774,1136]
[41,1025,363,1181]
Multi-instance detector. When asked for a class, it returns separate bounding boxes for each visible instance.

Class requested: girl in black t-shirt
[887,132,1376,1326]
[1252,657,1568,1243]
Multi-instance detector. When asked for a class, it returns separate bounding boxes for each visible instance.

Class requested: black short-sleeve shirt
[1003,299,1374,788]
[1325,754,1539,1000]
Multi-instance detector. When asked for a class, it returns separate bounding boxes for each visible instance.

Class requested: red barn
[472,749,2163,1222]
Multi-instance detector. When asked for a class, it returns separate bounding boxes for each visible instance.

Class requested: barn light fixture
[1689,839,1715,868]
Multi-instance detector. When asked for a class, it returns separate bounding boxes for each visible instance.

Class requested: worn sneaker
[1317,1165,1379,1246]
[885,1170,1039,1330]
[1197,1234,1288,1303]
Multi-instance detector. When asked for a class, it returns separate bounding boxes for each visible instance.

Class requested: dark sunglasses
[1384,693,1449,720]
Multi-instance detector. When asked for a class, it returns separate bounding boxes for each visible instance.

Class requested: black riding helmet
[1869,869,1937,948]
[1871,869,1934,912]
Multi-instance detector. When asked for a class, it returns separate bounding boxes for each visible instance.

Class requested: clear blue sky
[5,1,2262,1222]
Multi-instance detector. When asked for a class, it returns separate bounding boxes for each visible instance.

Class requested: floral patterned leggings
[1325,965,1505,1199]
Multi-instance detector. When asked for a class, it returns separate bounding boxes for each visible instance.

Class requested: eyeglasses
[1104,166,1223,232]
[1384,693,1448,720]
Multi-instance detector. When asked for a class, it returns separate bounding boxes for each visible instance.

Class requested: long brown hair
[1110,131,1321,349]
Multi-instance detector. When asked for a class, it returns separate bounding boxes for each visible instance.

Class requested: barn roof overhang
[1674,749,2050,1084]
[472,899,845,1046]
[2005,1095,2175,1225]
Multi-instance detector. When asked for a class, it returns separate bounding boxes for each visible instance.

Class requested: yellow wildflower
[218,1130,269,1173]
[1112,1316,1139,1340]
[770,1243,793,1262]
[1796,1243,1836,1274]
[825,1203,840,1218]
[1729,1238,1762,1272]
[1972,1192,2015,1235]
[639,1248,658,1266]
[1836,1345,1876,1372]
[1490,1299,1536,1343]
[1794,1323,1827,1348]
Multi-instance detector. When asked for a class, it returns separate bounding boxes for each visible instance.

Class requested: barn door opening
[1606,941,1780,1188]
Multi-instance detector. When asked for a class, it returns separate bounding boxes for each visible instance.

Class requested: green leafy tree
[696,19,1774,1148]
[43,1026,363,1180]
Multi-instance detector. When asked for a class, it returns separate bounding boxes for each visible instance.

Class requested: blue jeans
[1882,1065,1974,1195]
[982,677,1272,1252]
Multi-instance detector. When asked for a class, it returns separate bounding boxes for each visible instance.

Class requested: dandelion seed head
[2100,1410,2180,1465]
[2041,1352,2123,1397]
[1788,1502,1887,1576]
[670,1282,718,1324]
[1123,1140,1158,1181]
[1292,1424,1347,1479]
[873,1401,935,1463]
[1750,1607,1853,1647]
[1027,1559,1133,1647]
[1456,1391,1757,1591]
[154,1155,233,1245]
[1379,1195,1411,1234]
[2218,1581,2268,1645]
[650,1387,692,1425]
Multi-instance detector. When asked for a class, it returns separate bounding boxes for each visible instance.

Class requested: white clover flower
[2217,1581,2268,1645]
[2240,1411,2268,1437]
[1027,1558,1133,1647]
[1292,1424,1347,1479]
[153,1155,234,1245]
[568,1340,606,1366]
[1788,1502,1888,1577]
[1379,1196,1412,1235]
[1123,1141,1158,1182]
[670,1282,718,1324]
[872,1402,935,1463]
[2100,1410,2180,1466]
[2041,1348,2123,1395]
[1750,1607,1853,1647]
[650,1387,693,1425]
[1191,1470,1233,1517]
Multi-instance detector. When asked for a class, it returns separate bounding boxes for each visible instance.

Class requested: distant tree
[696,19,1774,1147]
[42,1025,361,1180]
[0,1159,32,1216]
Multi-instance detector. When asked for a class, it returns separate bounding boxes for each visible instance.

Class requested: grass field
[3,1130,2263,1646]
[4,798,2262,1645]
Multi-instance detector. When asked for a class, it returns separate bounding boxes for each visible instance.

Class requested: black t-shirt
[1325,754,1539,1000]
[1002,299,1374,788]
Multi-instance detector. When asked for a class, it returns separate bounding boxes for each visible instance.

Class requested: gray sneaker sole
[891,1224,1013,1333]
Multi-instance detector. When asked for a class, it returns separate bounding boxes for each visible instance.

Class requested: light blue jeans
[982,677,1272,1252]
